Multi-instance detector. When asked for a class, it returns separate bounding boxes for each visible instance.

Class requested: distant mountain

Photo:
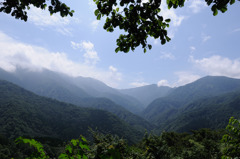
[0,68,154,132]
[0,68,144,114]
[0,80,143,144]
[68,76,145,114]
[143,76,240,126]
[120,84,173,107]
[159,90,240,132]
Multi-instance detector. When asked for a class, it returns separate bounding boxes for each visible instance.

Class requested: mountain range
[0,67,240,143]
[0,80,143,144]
[142,76,240,132]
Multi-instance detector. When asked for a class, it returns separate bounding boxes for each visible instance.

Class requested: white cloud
[190,46,196,53]
[201,33,211,42]
[28,6,80,35]
[158,2,185,38]
[160,2,185,27]
[109,65,117,72]
[88,0,97,11]
[188,0,207,13]
[91,20,100,31]
[157,80,170,87]
[108,65,122,83]
[0,31,122,88]
[130,82,149,88]
[159,52,175,60]
[71,41,100,65]
[190,55,240,78]
[173,72,201,87]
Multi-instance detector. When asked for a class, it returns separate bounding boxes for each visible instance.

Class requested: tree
[221,117,240,159]
[0,0,238,53]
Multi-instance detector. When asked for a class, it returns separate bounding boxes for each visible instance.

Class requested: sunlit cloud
[190,46,196,53]
[157,80,170,87]
[71,41,100,65]
[130,81,149,88]
[173,72,201,87]
[160,2,185,27]
[91,20,100,31]
[188,0,207,13]
[108,65,122,84]
[0,31,122,88]
[158,2,185,38]
[159,52,175,60]
[28,5,80,35]
[202,33,211,42]
[190,55,240,78]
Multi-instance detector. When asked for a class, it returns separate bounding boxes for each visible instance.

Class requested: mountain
[0,68,154,132]
[0,80,143,144]
[0,68,144,114]
[159,90,240,132]
[143,76,240,126]
[120,84,173,107]
[68,76,145,114]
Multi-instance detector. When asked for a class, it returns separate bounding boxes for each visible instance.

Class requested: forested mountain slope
[120,84,173,107]
[0,68,144,114]
[159,90,240,132]
[0,68,154,131]
[143,76,240,126]
[0,80,143,144]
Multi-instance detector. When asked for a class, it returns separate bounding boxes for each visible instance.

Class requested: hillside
[0,80,143,144]
[0,68,154,131]
[143,76,240,126]
[160,90,240,132]
[120,84,172,107]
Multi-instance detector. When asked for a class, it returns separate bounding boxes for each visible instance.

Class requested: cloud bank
[0,31,122,88]
[191,55,240,78]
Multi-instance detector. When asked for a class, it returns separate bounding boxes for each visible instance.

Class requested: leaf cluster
[94,0,171,53]
[0,0,74,21]
[221,117,240,159]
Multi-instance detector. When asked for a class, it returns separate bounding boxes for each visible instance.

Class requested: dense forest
[0,69,240,158]
[1,117,240,159]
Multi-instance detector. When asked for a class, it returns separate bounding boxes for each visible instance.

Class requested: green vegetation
[1,117,240,159]
[0,79,144,144]
[1,0,238,52]
[142,76,240,132]
[222,117,240,159]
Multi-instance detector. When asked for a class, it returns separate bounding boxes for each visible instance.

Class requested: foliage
[2,126,240,159]
[1,0,239,52]
[221,117,240,159]
[15,137,49,159]
[58,136,90,159]
[0,79,144,144]
[0,0,74,21]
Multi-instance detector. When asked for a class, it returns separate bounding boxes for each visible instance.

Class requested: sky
[0,0,239,89]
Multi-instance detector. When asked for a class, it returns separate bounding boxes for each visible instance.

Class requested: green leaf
[165,19,171,23]
[94,9,99,16]
[115,47,120,53]
[97,14,101,20]
[71,139,78,146]
[129,4,134,10]
[230,0,235,5]
[222,7,228,13]
[148,44,152,50]
[81,136,87,142]
[65,145,73,154]
[211,5,218,16]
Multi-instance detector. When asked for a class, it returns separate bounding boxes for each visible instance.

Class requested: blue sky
[0,0,239,89]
